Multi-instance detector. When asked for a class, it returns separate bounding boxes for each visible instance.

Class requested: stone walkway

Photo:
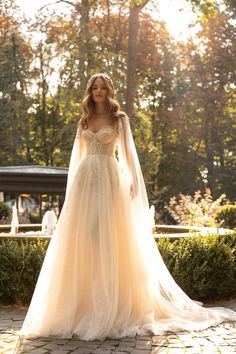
[0,300,235,354]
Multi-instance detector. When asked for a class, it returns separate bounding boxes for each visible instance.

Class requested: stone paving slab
[0,299,235,354]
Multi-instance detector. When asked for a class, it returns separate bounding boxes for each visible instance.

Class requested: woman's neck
[94,103,107,115]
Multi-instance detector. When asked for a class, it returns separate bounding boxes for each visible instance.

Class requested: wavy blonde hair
[78,73,123,129]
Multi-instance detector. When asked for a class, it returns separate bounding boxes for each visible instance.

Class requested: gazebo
[0,165,68,216]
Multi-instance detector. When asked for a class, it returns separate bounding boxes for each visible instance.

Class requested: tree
[0,11,32,165]
[125,0,149,129]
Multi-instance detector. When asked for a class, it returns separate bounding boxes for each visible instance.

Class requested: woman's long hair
[78,73,122,129]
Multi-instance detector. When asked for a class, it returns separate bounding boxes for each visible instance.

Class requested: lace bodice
[82,127,118,157]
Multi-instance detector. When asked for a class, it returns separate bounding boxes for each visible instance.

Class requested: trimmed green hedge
[157,234,236,301]
[0,234,235,304]
[0,238,49,304]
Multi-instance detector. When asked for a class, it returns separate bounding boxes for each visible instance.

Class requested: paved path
[0,300,235,354]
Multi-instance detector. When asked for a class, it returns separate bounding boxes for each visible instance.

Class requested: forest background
[0,0,236,215]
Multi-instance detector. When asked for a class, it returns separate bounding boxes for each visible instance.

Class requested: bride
[20,73,236,341]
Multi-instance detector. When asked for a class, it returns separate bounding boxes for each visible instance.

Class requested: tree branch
[39,0,76,12]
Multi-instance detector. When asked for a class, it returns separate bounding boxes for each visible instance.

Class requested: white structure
[41,210,58,235]
[10,204,19,234]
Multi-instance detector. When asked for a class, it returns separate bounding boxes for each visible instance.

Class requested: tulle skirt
[20,153,236,341]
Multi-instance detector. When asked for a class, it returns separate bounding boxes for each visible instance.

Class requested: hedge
[157,233,236,301]
[0,238,49,304]
[215,204,236,229]
[0,233,235,304]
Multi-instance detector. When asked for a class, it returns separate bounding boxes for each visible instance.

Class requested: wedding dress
[20,114,236,341]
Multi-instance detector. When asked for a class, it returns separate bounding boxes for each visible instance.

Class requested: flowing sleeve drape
[117,112,207,311]
[117,114,139,200]
[117,113,150,207]
[64,125,86,201]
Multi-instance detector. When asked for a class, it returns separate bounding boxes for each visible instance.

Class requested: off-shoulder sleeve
[64,125,86,201]
[76,125,86,160]
[117,114,139,200]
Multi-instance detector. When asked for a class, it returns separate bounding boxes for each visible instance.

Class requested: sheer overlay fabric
[20,114,236,341]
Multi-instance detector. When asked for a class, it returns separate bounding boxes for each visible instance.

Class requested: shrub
[167,189,227,226]
[0,202,10,222]
[157,233,236,301]
[0,234,235,304]
[0,238,49,304]
[215,204,236,229]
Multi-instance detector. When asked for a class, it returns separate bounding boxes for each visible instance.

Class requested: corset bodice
[82,127,118,157]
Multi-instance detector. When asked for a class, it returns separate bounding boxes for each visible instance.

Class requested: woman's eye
[92,86,107,91]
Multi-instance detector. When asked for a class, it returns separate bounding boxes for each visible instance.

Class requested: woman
[20,73,236,341]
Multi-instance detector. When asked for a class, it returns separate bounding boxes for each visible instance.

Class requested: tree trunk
[39,43,49,165]
[10,32,18,160]
[78,0,90,95]
[126,0,149,130]
[204,112,214,194]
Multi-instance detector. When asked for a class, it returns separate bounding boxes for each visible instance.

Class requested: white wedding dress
[20,114,236,341]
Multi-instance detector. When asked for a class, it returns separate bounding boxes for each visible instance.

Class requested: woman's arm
[64,124,86,200]
[76,124,86,162]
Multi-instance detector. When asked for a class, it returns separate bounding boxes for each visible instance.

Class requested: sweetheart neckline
[83,126,117,135]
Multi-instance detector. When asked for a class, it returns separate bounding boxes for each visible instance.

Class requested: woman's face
[91,77,108,103]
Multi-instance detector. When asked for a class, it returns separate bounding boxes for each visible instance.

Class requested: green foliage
[0,202,10,220]
[167,189,227,226]
[154,11,236,203]
[186,0,219,19]
[0,24,32,165]
[134,111,161,199]
[215,204,236,229]
[0,238,49,304]
[0,234,235,304]
[187,0,236,19]
[157,233,236,301]
[130,0,149,7]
